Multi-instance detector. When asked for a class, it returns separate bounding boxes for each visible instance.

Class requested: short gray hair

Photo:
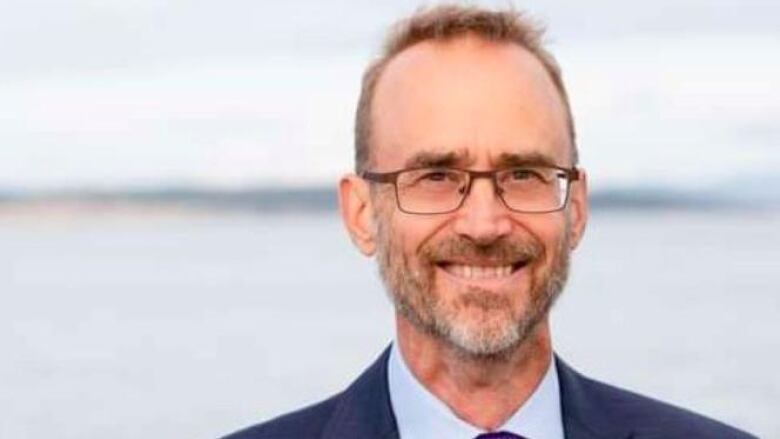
[354,4,578,173]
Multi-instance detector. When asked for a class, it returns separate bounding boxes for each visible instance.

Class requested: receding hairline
[374,35,572,159]
[377,32,552,82]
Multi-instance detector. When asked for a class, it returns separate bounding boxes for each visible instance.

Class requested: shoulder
[219,392,343,439]
[220,347,397,439]
[558,358,756,438]
[586,377,754,438]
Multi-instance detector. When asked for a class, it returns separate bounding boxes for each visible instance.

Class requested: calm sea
[1,209,778,438]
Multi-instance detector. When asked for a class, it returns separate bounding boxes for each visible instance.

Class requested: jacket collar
[321,346,634,439]
[321,346,399,439]
[556,356,634,439]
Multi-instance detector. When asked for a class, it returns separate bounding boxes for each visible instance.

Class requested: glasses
[361,165,580,214]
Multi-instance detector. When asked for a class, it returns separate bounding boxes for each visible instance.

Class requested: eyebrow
[494,152,562,168]
[403,150,472,169]
[401,150,565,170]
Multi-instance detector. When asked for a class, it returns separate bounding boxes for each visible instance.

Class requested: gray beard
[375,216,571,360]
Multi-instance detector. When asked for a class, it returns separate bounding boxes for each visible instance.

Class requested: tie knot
[474,431,526,439]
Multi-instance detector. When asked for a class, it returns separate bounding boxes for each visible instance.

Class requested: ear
[567,168,589,250]
[338,174,378,256]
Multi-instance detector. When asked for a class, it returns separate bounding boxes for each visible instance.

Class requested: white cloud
[0,1,778,190]
[560,34,780,190]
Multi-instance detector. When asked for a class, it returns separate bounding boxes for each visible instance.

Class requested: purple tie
[474,432,527,439]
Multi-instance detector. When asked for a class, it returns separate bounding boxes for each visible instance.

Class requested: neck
[395,314,553,430]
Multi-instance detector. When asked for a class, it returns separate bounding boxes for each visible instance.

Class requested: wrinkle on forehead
[396,148,564,171]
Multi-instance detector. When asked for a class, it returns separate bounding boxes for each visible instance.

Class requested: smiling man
[224,5,754,439]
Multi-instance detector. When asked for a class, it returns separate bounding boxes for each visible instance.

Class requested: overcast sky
[1,0,778,190]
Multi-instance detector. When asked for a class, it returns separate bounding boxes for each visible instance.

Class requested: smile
[436,260,529,281]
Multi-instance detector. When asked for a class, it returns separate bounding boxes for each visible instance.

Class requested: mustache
[420,235,542,264]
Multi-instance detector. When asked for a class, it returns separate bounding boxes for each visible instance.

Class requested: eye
[499,168,552,186]
[421,170,450,181]
[509,168,541,181]
[400,168,463,190]
[416,169,461,183]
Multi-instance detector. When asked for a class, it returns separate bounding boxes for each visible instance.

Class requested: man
[225,5,754,439]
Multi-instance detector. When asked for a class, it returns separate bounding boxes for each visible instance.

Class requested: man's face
[365,36,587,358]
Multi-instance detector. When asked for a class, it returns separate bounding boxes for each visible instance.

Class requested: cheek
[393,215,448,257]
[517,214,568,264]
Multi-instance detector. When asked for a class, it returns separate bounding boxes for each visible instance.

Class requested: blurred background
[1,0,778,438]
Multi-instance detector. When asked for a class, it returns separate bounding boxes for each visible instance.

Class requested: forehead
[370,36,571,170]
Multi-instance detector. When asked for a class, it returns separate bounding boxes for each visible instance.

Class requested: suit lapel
[320,348,634,439]
[556,356,633,439]
[321,346,400,439]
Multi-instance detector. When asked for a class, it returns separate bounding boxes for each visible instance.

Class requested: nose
[452,176,512,244]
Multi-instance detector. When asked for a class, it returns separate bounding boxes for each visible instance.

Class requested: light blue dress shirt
[387,343,565,439]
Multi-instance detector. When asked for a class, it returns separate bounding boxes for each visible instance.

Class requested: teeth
[444,264,515,279]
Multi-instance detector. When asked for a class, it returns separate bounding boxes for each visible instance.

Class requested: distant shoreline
[0,186,773,217]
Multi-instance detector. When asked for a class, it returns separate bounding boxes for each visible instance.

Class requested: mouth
[435,259,530,282]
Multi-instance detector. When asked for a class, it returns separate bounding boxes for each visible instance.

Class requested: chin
[445,323,524,359]
[435,295,531,357]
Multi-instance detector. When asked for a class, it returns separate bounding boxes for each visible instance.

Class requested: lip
[434,260,529,291]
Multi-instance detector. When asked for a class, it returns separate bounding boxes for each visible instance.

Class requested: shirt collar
[387,342,564,439]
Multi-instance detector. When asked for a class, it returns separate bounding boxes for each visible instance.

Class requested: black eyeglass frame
[361,165,581,215]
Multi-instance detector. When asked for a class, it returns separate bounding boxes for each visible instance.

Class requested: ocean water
[1,209,778,438]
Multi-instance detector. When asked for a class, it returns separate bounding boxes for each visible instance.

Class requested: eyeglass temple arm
[360,171,399,183]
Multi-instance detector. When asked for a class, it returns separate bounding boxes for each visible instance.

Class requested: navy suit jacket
[223,347,755,439]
